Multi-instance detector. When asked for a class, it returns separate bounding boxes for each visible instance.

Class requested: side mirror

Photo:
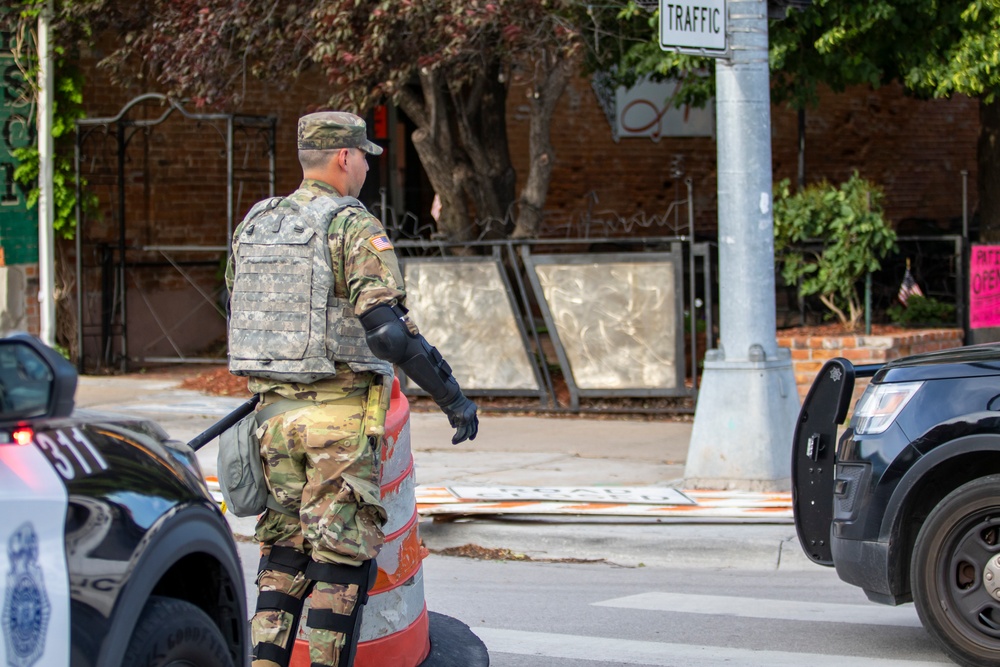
[0,333,77,421]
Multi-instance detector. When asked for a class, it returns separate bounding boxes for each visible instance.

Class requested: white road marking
[472,627,951,667]
[593,591,923,627]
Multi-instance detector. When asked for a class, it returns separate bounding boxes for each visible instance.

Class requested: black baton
[187,395,260,451]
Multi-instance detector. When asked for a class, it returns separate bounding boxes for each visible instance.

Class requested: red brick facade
[778,328,966,401]
[507,76,978,237]
[63,44,978,363]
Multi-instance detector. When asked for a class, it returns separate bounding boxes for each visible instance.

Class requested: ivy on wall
[2,1,95,245]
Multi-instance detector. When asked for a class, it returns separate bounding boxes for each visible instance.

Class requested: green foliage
[887,294,957,328]
[3,2,96,239]
[11,65,95,240]
[773,172,897,330]
[584,2,716,109]
[612,1,1000,109]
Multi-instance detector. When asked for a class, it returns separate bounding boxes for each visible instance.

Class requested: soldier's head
[297,111,382,197]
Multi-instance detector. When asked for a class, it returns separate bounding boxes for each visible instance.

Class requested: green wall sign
[0,28,38,266]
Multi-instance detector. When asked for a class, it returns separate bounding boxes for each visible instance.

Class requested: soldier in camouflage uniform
[226,112,479,667]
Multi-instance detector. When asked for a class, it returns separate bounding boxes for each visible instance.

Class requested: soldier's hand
[441,394,478,445]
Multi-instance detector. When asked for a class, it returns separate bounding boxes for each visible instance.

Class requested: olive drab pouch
[364,373,392,440]
[217,400,306,518]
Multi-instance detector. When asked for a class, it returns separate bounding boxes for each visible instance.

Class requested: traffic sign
[659,0,728,56]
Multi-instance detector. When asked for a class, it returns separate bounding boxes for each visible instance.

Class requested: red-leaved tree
[77,0,600,241]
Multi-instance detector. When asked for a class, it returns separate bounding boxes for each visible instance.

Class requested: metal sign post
[666,0,801,491]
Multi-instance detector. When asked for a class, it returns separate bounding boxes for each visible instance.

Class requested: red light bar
[11,427,33,446]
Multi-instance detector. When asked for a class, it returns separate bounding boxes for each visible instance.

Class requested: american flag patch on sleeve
[369,234,393,252]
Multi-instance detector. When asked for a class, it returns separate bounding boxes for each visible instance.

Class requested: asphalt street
[76,370,955,666]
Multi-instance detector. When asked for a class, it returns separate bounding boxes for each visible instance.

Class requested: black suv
[793,344,1000,666]
[0,333,247,667]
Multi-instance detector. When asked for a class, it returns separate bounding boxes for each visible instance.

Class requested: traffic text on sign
[659,0,727,52]
[662,3,723,36]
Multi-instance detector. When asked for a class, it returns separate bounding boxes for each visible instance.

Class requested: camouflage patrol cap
[297,111,384,155]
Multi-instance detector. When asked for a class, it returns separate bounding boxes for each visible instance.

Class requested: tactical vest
[228,195,393,383]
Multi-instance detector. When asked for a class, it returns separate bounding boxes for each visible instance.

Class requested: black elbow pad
[359,303,461,406]
[359,304,410,364]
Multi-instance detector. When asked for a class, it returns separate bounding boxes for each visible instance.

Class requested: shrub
[887,295,956,327]
[773,172,897,331]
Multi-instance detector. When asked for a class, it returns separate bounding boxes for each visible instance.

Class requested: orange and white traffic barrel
[290,377,431,667]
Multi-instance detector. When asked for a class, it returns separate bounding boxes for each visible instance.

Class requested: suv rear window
[0,343,53,419]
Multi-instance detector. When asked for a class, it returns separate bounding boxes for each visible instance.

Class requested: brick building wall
[508,75,978,238]
[81,51,981,240]
[68,41,979,366]
[778,327,966,401]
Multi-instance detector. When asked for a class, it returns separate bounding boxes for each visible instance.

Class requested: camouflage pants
[251,387,388,667]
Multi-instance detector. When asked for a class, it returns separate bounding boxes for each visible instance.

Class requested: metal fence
[393,236,714,412]
[777,234,965,331]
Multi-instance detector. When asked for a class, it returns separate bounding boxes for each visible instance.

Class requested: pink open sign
[970,245,1000,329]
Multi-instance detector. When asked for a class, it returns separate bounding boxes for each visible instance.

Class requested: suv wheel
[912,474,1000,666]
[122,595,235,667]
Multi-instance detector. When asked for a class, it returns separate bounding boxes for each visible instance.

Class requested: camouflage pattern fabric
[251,551,360,667]
[298,112,383,155]
[251,563,310,667]
[254,387,387,564]
[309,580,360,665]
[237,177,401,665]
[227,178,406,398]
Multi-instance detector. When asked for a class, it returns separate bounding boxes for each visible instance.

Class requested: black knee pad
[259,545,311,578]
[304,558,376,604]
[253,546,313,667]
[304,559,377,667]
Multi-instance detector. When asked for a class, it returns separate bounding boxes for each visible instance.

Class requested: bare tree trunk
[979,97,1000,243]
[475,61,516,237]
[449,60,516,239]
[398,66,517,245]
[512,50,572,239]
[397,73,473,244]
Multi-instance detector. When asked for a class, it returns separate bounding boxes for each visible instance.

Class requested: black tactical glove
[440,394,479,445]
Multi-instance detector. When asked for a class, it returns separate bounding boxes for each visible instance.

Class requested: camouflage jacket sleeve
[335,208,406,315]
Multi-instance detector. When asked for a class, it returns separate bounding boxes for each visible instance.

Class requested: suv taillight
[851,381,923,435]
[1,426,34,445]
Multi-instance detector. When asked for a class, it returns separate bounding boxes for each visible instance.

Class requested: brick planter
[777,328,966,401]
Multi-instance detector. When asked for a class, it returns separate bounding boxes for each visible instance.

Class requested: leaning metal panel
[523,248,687,408]
[402,257,542,396]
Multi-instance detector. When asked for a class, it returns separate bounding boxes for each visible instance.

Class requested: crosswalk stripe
[472,627,952,667]
[593,591,923,628]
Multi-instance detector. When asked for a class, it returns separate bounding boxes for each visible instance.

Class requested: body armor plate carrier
[228,195,392,383]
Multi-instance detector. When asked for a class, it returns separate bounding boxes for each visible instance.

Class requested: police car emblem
[2,523,50,667]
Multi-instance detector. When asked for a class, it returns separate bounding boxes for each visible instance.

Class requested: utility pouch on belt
[217,398,312,518]
[364,374,392,439]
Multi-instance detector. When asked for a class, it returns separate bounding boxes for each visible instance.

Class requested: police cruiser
[794,345,1000,667]
[0,333,247,667]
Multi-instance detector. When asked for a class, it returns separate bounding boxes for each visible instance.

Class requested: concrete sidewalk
[76,372,810,570]
[76,373,692,486]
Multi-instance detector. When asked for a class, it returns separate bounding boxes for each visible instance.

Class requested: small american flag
[369,234,393,252]
[897,265,924,306]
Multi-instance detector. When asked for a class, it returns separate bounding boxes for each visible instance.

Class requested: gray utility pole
[38,0,56,347]
[685,0,799,491]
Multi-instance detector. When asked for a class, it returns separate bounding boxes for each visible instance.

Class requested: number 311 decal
[35,428,109,480]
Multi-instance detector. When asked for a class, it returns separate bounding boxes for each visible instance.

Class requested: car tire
[912,474,1000,667]
[122,595,235,667]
